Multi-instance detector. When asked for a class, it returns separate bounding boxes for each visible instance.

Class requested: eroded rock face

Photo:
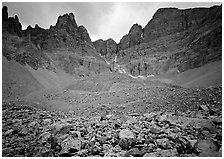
[93,38,118,60]
[118,24,143,50]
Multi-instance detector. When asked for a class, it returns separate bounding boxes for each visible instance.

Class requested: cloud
[90,2,160,42]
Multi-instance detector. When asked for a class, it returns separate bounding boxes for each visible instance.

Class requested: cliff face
[3,6,110,77]
[94,5,222,76]
[93,38,118,61]
[2,5,222,78]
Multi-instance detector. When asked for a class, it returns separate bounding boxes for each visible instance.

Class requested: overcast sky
[2,2,221,43]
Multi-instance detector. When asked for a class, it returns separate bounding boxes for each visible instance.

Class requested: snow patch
[141,33,143,38]
[114,56,117,62]
[147,74,154,77]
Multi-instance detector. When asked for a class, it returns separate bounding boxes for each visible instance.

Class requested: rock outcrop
[2,6,22,37]
[93,38,118,60]
[118,24,143,50]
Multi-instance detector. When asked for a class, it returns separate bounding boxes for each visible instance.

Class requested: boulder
[194,139,219,157]
[119,129,135,139]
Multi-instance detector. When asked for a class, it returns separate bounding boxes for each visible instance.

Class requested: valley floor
[2,84,222,157]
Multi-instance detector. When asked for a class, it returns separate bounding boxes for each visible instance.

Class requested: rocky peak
[2,6,8,21]
[2,6,22,37]
[77,25,92,43]
[128,23,143,35]
[55,13,78,28]
[118,23,143,50]
[93,38,117,59]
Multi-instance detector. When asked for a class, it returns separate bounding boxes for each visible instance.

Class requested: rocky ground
[2,86,222,157]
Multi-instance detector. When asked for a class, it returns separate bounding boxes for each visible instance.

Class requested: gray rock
[194,139,219,157]
[124,147,142,157]
[4,129,14,136]
[60,136,82,154]
[37,132,51,144]
[145,148,178,157]
[156,138,173,149]
[119,129,135,139]
[199,105,209,111]
[143,152,157,157]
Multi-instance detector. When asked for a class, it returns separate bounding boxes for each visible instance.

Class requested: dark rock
[118,23,143,50]
[36,147,54,157]
[144,148,179,157]
[149,125,162,134]
[2,6,22,37]
[91,145,102,155]
[60,136,82,154]
[156,138,173,149]
[2,6,8,21]
[124,147,142,157]
[199,105,209,111]
[175,137,192,154]
[119,138,137,150]
[140,145,154,155]
[93,38,118,60]
[194,139,219,156]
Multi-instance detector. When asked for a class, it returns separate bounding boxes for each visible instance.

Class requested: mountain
[2,5,222,100]
[3,6,110,76]
[2,4,222,157]
[2,6,111,100]
[94,5,222,79]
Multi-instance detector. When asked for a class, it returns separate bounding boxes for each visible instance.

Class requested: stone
[149,125,162,134]
[91,145,102,156]
[38,132,51,144]
[153,148,179,157]
[60,136,82,154]
[119,138,137,150]
[124,147,142,157]
[36,146,54,157]
[194,139,219,156]
[20,126,29,135]
[189,139,198,148]
[4,129,14,136]
[156,138,173,149]
[199,105,209,111]
[43,118,52,125]
[143,152,157,157]
[28,121,38,127]
[76,149,88,157]
[119,129,135,139]
[143,112,160,120]
[70,131,81,138]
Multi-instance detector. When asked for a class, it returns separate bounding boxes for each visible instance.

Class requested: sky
[2,2,222,43]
